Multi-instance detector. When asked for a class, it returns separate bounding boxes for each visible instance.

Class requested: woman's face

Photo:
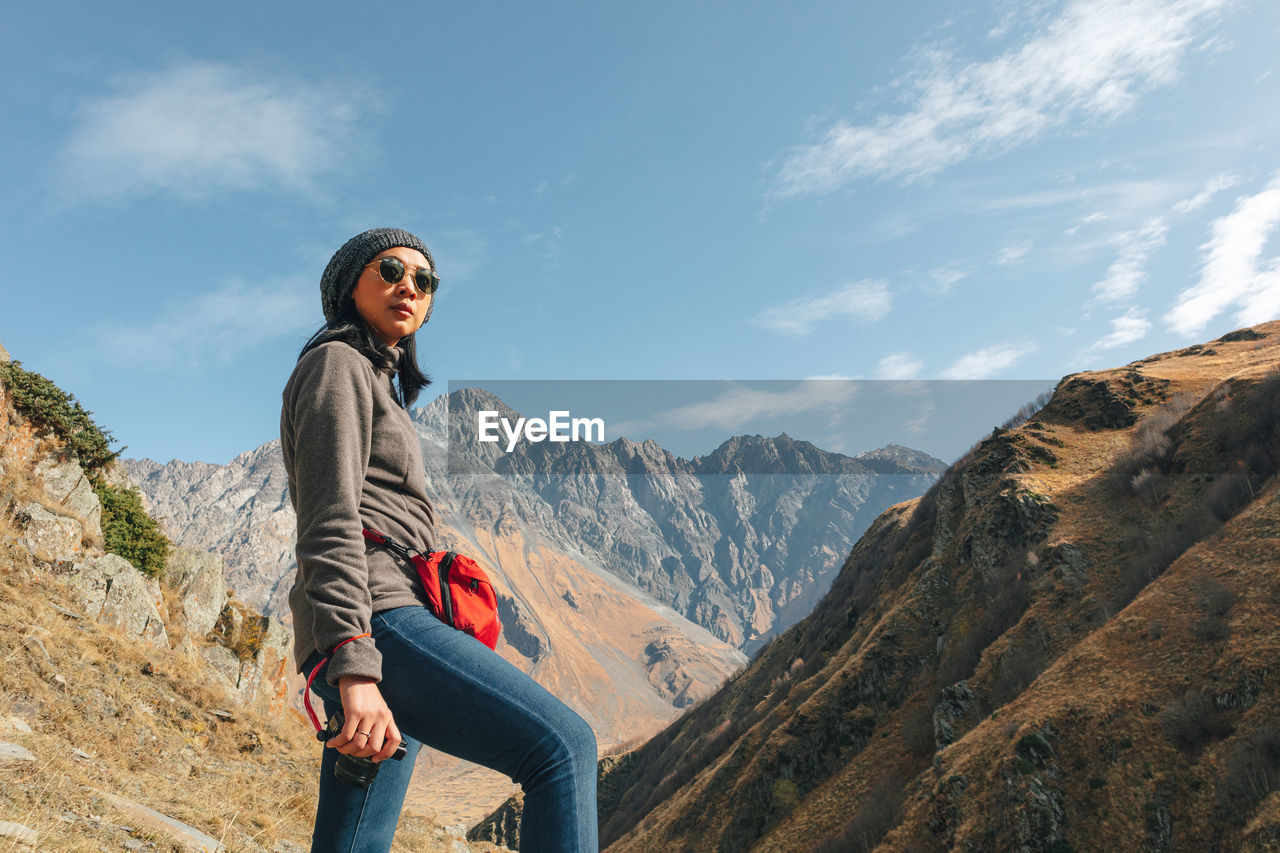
[351,246,434,347]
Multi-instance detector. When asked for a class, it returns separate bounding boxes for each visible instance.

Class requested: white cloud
[877,352,924,379]
[60,61,368,201]
[928,265,970,293]
[751,280,891,335]
[1166,172,1280,336]
[97,278,316,368]
[772,0,1231,197]
[1092,307,1153,351]
[941,342,1037,379]
[903,401,936,435]
[979,179,1175,214]
[1091,218,1168,303]
[609,381,859,436]
[995,241,1032,265]
[1172,173,1238,213]
[1065,211,1107,235]
[986,0,1058,41]
[1092,173,1237,303]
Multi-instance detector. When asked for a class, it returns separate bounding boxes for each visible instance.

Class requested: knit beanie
[320,227,436,327]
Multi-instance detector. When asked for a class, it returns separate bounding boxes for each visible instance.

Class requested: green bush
[770,778,800,813]
[2,360,168,578]
[1017,732,1055,760]
[94,482,168,578]
[0,360,119,476]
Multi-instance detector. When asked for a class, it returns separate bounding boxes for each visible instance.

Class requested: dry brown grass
[0,374,514,851]
[602,321,1280,852]
[0,539,314,851]
[0,445,102,556]
[0,537,507,852]
[0,457,43,542]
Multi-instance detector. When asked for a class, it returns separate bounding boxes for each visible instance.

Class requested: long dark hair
[297,300,432,408]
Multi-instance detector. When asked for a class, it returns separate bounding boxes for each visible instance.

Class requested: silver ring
[357,730,371,736]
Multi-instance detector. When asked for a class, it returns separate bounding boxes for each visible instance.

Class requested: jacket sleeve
[285,344,382,686]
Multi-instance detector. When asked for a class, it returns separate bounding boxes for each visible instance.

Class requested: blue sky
[1,1,1278,464]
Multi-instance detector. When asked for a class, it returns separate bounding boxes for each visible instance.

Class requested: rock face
[0,359,290,718]
[215,609,292,713]
[59,554,169,647]
[15,502,84,562]
[34,455,101,538]
[1,381,100,564]
[90,789,225,852]
[0,742,36,768]
[165,548,229,636]
[122,442,296,622]
[467,790,523,849]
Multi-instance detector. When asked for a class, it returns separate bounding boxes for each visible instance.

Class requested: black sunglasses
[363,256,439,296]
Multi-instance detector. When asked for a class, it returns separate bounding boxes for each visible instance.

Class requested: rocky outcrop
[15,502,85,562]
[228,615,292,713]
[120,442,296,623]
[34,455,101,538]
[164,548,229,636]
[58,554,169,647]
[643,628,732,708]
[197,601,293,714]
[90,790,225,852]
[11,455,102,562]
[0,356,289,716]
[1,384,100,563]
[932,681,976,749]
[467,791,523,850]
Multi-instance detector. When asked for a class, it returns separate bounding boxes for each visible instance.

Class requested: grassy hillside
[596,322,1280,852]
[0,357,503,852]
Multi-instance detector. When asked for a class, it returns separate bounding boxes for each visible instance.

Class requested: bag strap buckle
[362,526,421,561]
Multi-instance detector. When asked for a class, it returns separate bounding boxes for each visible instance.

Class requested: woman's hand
[333,675,402,762]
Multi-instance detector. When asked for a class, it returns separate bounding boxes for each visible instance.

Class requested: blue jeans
[304,606,598,853]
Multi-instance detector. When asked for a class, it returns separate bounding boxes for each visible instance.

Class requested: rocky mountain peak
[693,432,878,476]
[855,441,950,472]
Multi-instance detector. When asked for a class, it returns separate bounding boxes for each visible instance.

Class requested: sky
[1,0,1278,465]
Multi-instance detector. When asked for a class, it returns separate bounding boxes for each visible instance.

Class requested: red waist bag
[362,527,502,650]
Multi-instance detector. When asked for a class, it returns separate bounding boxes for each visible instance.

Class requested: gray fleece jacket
[281,340,435,686]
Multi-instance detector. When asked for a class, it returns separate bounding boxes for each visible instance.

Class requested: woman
[281,227,598,852]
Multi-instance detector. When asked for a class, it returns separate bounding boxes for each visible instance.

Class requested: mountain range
[123,386,945,823]
[6,319,1276,850]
